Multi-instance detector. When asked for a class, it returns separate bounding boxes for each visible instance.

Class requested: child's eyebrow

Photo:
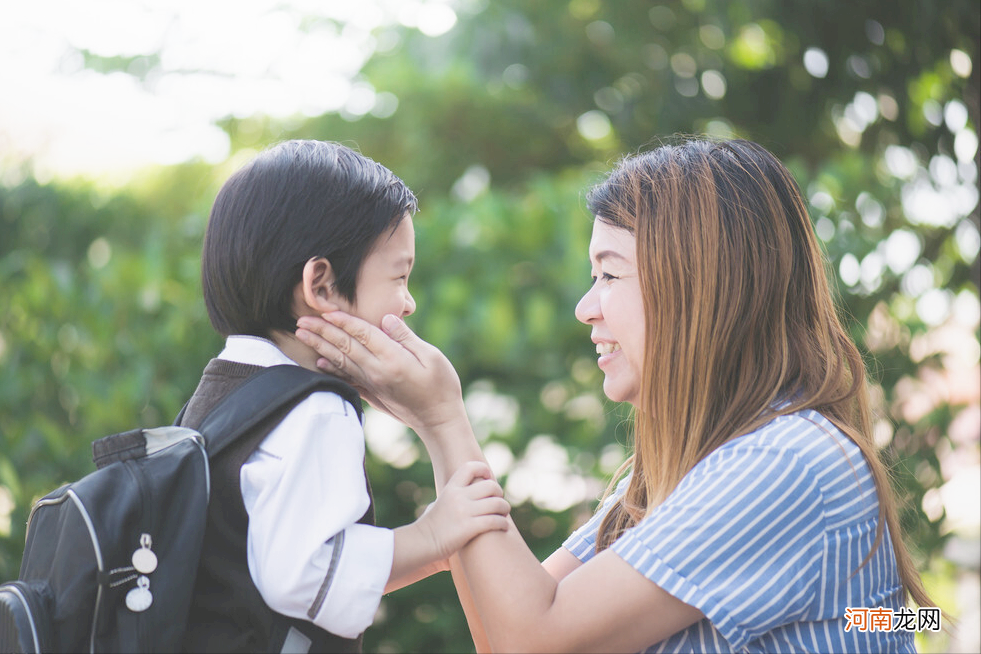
[392,254,414,269]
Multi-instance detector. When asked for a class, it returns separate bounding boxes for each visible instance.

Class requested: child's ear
[300,257,341,313]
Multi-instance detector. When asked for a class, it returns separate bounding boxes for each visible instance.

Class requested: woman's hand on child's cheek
[296,312,468,433]
[297,314,415,424]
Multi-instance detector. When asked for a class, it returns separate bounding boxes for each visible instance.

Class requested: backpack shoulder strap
[197,365,363,459]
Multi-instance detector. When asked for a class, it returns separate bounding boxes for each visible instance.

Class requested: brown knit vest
[179,359,372,653]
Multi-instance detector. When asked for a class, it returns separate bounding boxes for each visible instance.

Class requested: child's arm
[385,461,509,593]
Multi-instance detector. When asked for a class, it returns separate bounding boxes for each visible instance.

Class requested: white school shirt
[563,409,915,653]
[218,335,393,639]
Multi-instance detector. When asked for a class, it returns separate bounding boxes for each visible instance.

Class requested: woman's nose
[575,284,599,325]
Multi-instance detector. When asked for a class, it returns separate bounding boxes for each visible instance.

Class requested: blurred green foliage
[1,1,978,652]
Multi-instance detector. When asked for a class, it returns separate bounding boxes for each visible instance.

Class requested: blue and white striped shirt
[563,410,915,653]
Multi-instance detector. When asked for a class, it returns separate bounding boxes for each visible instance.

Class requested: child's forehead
[366,216,415,265]
[382,252,414,268]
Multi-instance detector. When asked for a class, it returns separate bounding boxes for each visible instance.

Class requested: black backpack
[0,365,362,654]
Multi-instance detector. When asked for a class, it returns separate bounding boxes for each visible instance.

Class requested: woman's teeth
[596,342,621,355]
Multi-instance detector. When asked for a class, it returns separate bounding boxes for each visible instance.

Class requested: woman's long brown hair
[589,138,930,609]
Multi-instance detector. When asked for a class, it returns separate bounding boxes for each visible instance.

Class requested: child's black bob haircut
[202,140,417,337]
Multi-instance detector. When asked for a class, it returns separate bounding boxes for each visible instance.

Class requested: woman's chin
[601,378,639,406]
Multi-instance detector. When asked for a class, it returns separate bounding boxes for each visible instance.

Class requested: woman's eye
[590,272,618,284]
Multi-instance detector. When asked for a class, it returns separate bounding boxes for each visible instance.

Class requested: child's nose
[403,291,416,317]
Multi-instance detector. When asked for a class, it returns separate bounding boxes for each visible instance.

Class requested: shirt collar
[218,335,300,368]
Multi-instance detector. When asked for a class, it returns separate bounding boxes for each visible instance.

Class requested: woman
[296,139,931,652]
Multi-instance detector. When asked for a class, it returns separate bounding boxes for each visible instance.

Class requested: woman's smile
[596,342,621,356]
[575,220,645,405]
[595,341,624,370]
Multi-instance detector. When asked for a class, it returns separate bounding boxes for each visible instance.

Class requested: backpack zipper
[123,458,154,653]
[65,489,105,654]
[27,490,105,653]
[26,489,71,533]
[0,583,41,653]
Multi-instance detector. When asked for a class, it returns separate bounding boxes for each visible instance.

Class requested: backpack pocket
[0,580,54,654]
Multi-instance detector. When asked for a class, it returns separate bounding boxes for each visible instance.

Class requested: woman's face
[575,219,646,406]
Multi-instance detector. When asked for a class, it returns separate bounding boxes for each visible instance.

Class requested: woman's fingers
[380,314,431,362]
[321,311,402,358]
[298,312,423,378]
[324,311,376,350]
[298,311,468,433]
[297,315,370,361]
[296,315,387,383]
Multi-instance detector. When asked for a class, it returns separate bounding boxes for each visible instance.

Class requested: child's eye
[590,272,618,284]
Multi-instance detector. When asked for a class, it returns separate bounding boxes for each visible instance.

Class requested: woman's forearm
[415,419,560,652]
[414,414,560,651]
[456,521,560,652]
[448,554,492,653]
[414,411,486,490]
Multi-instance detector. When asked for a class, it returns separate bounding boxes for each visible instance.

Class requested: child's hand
[417,461,510,562]
[386,461,509,592]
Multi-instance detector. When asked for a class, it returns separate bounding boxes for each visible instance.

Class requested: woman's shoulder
[694,410,869,493]
[719,409,861,464]
[706,410,877,524]
[683,413,833,495]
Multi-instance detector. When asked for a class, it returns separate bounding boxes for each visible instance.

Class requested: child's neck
[269,330,321,372]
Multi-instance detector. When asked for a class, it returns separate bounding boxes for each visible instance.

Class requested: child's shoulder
[285,385,363,425]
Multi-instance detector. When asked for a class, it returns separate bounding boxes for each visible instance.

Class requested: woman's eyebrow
[593,250,629,263]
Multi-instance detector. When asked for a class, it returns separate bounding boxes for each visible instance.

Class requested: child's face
[339,214,417,327]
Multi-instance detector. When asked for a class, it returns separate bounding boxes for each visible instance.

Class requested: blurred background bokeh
[1,1,978,651]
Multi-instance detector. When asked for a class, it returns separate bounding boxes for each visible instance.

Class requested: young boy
[178,140,509,652]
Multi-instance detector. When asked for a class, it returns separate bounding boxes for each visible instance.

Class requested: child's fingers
[457,495,510,520]
[469,514,510,535]
[447,460,495,487]
[463,478,505,501]
[474,496,511,517]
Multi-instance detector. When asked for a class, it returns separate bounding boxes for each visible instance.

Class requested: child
[178,140,509,652]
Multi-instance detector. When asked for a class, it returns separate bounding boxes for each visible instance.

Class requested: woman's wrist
[418,409,471,442]
[405,396,469,441]
[423,438,486,493]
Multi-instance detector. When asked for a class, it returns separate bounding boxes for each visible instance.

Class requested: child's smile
[339,214,417,328]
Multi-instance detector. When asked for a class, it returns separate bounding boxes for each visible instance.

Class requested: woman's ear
[300,257,341,313]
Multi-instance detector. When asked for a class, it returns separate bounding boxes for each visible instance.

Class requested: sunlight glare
[0,0,415,181]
